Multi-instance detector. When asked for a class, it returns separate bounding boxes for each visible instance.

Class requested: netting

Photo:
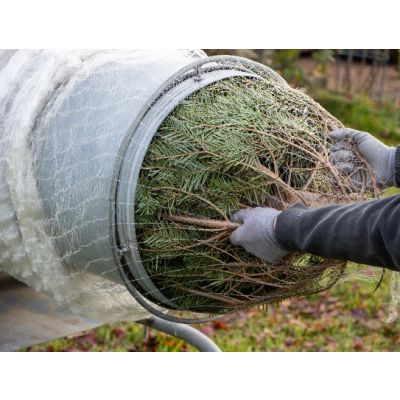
[0,50,382,324]
[134,75,378,314]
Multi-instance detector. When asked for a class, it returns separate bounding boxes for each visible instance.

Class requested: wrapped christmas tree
[135,75,374,314]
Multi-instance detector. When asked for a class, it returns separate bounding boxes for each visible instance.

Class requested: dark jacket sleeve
[275,195,400,271]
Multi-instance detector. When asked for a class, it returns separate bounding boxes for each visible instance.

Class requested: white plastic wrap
[0,49,205,322]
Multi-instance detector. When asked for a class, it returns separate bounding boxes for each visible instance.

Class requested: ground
[24,271,400,352]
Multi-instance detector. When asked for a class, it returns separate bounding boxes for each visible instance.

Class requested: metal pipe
[138,317,221,352]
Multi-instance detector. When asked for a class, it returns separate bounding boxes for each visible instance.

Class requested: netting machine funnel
[0,50,284,325]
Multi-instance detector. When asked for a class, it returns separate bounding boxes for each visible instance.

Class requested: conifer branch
[162,214,239,230]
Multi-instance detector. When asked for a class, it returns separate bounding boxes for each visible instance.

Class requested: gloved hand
[330,128,397,188]
[230,207,288,264]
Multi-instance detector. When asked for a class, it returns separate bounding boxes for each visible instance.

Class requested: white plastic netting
[0,49,205,322]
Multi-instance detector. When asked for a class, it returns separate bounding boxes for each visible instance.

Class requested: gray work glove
[330,128,397,188]
[230,207,288,264]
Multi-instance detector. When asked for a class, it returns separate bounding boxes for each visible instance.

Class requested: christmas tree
[135,75,373,314]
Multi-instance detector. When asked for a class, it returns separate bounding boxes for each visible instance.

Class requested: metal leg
[138,316,221,352]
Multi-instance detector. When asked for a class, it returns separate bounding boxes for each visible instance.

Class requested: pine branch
[162,213,239,230]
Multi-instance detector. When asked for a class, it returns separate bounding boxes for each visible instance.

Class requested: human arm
[275,195,400,271]
[230,129,400,269]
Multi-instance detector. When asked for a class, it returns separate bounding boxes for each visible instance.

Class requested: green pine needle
[135,75,374,314]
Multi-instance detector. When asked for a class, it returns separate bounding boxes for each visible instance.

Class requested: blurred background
[206,50,400,144]
[24,49,400,352]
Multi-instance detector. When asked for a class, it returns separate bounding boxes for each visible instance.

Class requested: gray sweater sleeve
[275,195,400,271]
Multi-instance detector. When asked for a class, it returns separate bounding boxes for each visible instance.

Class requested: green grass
[23,273,400,351]
[314,89,400,145]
